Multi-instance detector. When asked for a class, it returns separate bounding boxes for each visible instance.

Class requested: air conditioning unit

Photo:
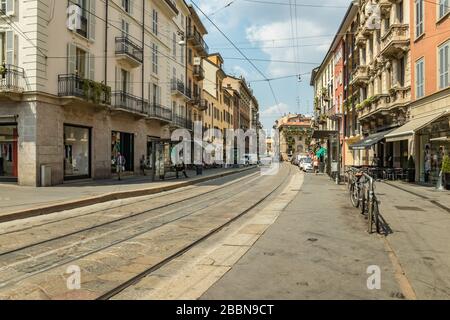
[193,57,201,66]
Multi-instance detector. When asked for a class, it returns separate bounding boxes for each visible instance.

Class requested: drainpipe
[104,0,109,85]
[142,0,145,106]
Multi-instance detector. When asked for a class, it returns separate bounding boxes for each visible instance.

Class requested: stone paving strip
[0,167,291,300]
[111,171,304,300]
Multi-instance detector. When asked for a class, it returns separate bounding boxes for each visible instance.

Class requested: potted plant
[442,155,450,190]
[0,64,7,79]
[407,155,415,183]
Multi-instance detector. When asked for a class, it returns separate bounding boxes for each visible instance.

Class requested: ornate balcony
[381,24,409,58]
[115,37,144,68]
[187,28,209,57]
[388,86,411,109]
[58,74,111,105]
[111,91,147,115]
[355,30,367,47]
[0,65,25,100]
[172,114,189,129]
[350,66,369,87]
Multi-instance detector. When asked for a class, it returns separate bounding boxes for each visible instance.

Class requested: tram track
[0,165,292,299]
[0,168,260,237]
[0,169,270,289]
[97,166,292,300]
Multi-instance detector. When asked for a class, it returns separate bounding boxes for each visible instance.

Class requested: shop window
[0,124,18,180]
[64,125,90,179]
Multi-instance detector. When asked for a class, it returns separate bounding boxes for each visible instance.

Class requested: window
[122,0,131,13]
[75,47,87,78]
[1,0,15,15]
[438,41,449,89]
[0,32,5,63]
[122,20,129,38]
[415,58,425,98]
[188,49,192,65]
[152,9,158,35]
[438,0,449,20]
[152,43,158,74]
[397,1,404,23]
[415,0,424,38]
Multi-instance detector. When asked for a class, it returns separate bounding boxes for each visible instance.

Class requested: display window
[0,124,18,181]
[64,125,91,180]
[111,131,134,173]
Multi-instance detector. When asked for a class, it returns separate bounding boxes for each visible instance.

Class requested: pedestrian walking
[116,152,126,181]
[140,155,147,176]
[313,156,319,175]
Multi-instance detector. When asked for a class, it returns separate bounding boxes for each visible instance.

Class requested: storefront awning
[385,112,449,142]
[349,129,395,150]
[312,130,338,139]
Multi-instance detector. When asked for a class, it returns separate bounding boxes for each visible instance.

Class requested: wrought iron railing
[58,74,111,104]
[111,91,147,114]
[187,28,209,55]
[0,64,25,93]
[148,104,173,122]
[115,37,144,63]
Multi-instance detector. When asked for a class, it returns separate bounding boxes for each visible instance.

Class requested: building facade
[311,0,449,186]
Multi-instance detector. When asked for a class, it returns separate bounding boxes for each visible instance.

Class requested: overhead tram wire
[191,1,286,116]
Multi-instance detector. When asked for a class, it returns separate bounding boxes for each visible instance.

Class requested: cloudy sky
[193,0,352,130]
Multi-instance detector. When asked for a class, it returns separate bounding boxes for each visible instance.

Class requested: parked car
[299,157,313,172]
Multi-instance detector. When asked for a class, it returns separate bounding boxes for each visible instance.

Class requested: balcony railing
[381,24,409,58]
[193,65,205,80]
[187,28,209,56]
[0,64,25,94]
[148,104,173,122]
[115,37,144,66]
[350,66,369,87]
[173,114,188,128]
[171,79,190,100]
[58,74,111,104]
[111,91,147,114]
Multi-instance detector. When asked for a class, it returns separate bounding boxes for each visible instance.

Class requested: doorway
[111,131,134,172]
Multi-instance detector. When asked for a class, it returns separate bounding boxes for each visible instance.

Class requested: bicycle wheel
[350,183,359,208]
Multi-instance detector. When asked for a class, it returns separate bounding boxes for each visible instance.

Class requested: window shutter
[89,52,95,80]
[89,0,96,41]
[5,30,14,65]
[6,0,15,15]
[67,43,76,74]
[128,72,133,95]
[115,67,122,91]
[129,0,133,15]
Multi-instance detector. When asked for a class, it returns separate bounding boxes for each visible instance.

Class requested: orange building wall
[410,0,450,100]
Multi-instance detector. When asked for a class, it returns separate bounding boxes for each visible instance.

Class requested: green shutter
[89,52,95,80]
[67,43,76,74]
[5,30,14,65]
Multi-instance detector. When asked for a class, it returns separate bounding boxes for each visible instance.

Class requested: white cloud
[261,103,290,117]
[246,19,328,77]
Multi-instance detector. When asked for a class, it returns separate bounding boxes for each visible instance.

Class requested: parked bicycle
[346,167,381,234]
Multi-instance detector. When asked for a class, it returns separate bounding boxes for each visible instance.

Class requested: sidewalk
[203,173,402,299]
[0,166,256,223]
[203,172,450,299]
[382,180,450,212]
[376,182,450,299]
